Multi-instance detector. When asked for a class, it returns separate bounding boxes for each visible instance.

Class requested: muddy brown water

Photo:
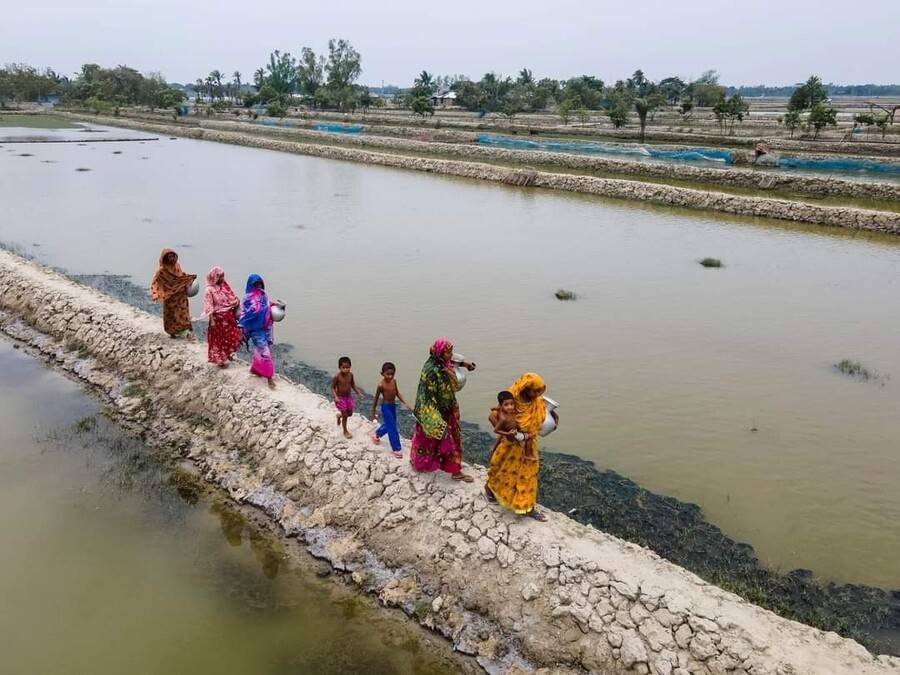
[2,122,900,589]
[0,340,464,674]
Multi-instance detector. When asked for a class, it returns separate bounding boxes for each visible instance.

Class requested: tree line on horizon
[2,51,898,139]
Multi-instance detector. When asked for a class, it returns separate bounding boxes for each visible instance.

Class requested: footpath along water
[0,339,464,675]
[2,121,900,590]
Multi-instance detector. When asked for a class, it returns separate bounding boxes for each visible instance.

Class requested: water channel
[2,120,899,590]
[0,339,464,674]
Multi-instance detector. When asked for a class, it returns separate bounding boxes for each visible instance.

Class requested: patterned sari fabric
[410,339,462,473]
[150,248,196,337]
[487,373,547,514]
[238,274,274,379]
[202,266,242,366]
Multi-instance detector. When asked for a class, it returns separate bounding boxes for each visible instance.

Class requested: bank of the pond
[58,113,900,233]
[2,249,898,675]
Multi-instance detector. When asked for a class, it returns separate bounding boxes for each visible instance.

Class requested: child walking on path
[370,362,411,458]
[332,356,364,439]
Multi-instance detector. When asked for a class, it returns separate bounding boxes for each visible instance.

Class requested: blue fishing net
[314,123,364,134]
[777,156,900,176]
[476,134,733,164]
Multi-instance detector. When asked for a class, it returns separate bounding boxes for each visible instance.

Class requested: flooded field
[2,121,899,589]
[0,339,464,675]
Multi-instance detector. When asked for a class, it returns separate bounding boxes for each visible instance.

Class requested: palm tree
[209,70,223,100]
[254,68,265,89]
[194,78,204,102]
[415,70,434,90]
[232,71,242,103]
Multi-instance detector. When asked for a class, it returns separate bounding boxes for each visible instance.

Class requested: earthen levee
[1,250,898,675]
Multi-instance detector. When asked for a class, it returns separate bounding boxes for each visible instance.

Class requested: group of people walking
[150,249,555,521]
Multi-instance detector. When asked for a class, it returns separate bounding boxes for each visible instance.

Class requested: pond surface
[0,340,462,675]
[2,121,900,589]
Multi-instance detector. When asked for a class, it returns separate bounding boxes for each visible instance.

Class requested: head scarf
[508,372,547,436]
[430,338,454,369]
[413,338,457,439]
[238,273,271,334]
[150,248,196,302]
[202,265,238,317]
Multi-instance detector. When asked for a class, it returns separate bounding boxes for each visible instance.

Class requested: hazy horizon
[3,0,898,88]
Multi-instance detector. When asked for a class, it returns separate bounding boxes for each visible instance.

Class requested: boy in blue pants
[370,362,411,458]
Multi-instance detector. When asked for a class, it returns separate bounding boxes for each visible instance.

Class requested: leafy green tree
[874,114,889,139]
[781,110,802,137]
[410,95,434,117]
[634,90,665,142]
[296,47,325,102]
[266,100,287,118]
[607,98,629,128]
[558,98,574,125]
[712,94,749,133]
[325,39,361,90]
[685,70,725,107]
[499,87,527,119]
[807,103,837,139]
[788,75,828,112]
[658,76,686,105]
[679,100,694,119]
[561,75,604,109]
[264,51,297,101]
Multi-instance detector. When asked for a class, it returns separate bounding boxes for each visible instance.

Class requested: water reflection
[0,340,462,675]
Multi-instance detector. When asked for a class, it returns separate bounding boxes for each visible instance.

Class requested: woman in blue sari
[238,274,275,388]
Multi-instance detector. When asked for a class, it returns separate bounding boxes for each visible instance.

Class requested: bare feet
[370,431,381,445]
[343,430,353,439]
[484,485,497,503]
[267,378,275,389]
[452,472,474,483]
[392,450,403,459]
[336,413,341,426]
[527,509,547,522]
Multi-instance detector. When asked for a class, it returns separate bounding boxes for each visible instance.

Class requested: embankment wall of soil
[60,114,900,233]
[2,250,898,675]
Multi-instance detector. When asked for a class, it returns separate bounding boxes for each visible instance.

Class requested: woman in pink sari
[410,338,476,481]
[199,266,242,367]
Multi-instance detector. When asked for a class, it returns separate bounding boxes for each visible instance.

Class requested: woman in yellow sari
[486,373,555,521]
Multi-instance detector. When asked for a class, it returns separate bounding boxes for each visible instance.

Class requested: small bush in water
[699,257,724,268]
[834,359,874,381]
[555,288,577,301]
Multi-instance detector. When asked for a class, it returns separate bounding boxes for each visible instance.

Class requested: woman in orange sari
[150,248,196,338]
[486,373,555,521]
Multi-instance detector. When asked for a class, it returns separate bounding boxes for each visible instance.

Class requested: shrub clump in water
[834,359,886,384]
[555,288,577,301]
[75,167,92,172]
[699,257,724,268]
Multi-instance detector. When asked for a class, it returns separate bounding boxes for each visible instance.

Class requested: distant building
[431,90,457,107]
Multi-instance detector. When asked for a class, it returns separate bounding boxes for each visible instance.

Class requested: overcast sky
[4,0,898,87]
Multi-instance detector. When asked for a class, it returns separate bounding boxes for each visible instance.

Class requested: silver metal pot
[451,353,469,391]
[270,302,286,322]
[539,395,559,437]
[186,278,200,297]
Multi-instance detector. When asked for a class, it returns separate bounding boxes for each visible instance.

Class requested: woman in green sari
[410,338,476,481]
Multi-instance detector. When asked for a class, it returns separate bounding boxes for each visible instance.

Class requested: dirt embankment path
[2,249,898,675]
